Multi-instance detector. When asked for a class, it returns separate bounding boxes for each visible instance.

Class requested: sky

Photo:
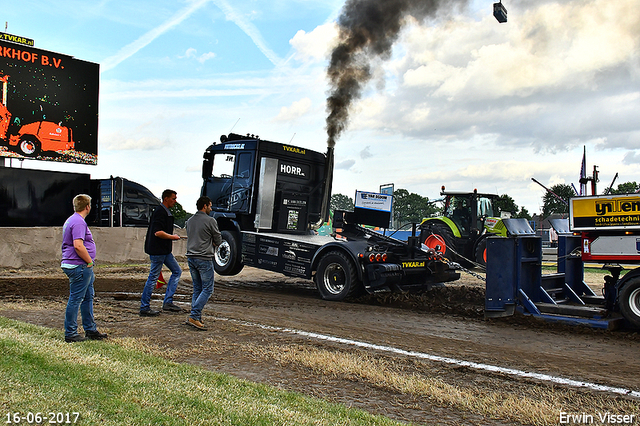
[3,0,640,216]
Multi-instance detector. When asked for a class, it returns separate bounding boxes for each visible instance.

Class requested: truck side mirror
[202,157,213,180]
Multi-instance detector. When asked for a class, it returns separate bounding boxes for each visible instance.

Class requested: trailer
[0,168,159,227]
[485,193,640,329]
[89,176,160,227]
[201,133,460,300]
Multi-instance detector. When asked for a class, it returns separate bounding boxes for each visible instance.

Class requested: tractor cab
[420,187,501,266]
[441,187,497,238]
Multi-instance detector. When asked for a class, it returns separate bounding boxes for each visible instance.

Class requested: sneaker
[65,334,88,343]
[185,317,207,330]
[162,302,183,312]
[139,309,161,317]
[85,330,108,340]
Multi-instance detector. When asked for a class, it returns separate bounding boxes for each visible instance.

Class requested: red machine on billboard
[0,39,99,164]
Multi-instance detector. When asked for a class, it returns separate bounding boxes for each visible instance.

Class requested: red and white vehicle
[1,75,75,157]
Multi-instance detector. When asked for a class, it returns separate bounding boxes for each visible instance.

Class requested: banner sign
[0,40,99,165]
[353,190,393,228]
[0,32,35,47]
[355,191,393,212]
[570,194,640,230]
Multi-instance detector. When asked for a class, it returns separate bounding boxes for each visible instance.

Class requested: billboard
[570,194,640,231]
[0,39,99,164]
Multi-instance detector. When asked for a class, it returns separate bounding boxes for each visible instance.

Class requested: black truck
[201,132,460,300]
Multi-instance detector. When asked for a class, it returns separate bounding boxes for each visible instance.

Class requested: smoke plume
[326,0,468,147]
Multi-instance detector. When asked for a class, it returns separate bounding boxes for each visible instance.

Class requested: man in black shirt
[140,189,183,316]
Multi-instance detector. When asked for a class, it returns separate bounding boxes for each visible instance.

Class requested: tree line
[331,181,640,229]
[331,189,531,229]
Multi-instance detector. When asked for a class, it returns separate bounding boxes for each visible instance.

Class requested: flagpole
[579,145,587,196]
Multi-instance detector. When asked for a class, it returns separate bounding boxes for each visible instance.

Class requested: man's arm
[210,219,223,247]
[73,239,93,264]
[154,230,181,240]
[151,209,180,240]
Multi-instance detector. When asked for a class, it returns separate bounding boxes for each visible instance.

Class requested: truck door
[230,151,253,213]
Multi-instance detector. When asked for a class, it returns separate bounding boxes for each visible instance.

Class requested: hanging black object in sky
[493,1,507,23]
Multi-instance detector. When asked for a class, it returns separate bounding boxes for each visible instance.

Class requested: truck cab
[201,133,330,233]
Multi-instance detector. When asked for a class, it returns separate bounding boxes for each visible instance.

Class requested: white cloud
[336,159,356,170]
[101,133,170,151]
[397,0,640,101]
[360,146,373,159]
[274,97,313,121]
[183,47,198,58]
[182,48,216,63]
[197,52,217,63]
[290,23,339,63]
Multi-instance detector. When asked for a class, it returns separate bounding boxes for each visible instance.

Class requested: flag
[155,272,167,289]
[579,146,587,196]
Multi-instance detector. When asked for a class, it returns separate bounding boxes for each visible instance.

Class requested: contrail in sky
[326,0,469,147]
[101,0,210,73]
[101,0,282,73]
[212,0,283,66]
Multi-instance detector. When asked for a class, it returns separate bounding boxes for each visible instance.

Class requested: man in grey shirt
[185,196,223,330]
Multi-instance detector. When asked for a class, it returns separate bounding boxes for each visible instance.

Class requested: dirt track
[1,265,639,425]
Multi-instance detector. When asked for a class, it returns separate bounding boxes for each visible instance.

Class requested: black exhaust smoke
[326,0,469,148]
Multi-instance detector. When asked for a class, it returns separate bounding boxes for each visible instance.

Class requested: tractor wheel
[214,230,243,276]
[474,237,488,268]
[315,250,361,301]
[619,278,640,329]
[422,223,456,260]
[18,138,41,157]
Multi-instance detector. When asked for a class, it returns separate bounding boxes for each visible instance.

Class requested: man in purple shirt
[61,194,107,343]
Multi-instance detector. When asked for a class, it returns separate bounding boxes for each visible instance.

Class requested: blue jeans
[140,253,182,311]
[62,265,96,338]
[187,257,215,321]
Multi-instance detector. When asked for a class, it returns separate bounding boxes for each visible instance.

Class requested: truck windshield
[212,153,235,178]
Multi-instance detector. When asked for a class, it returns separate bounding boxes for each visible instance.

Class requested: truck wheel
[619,278,640,329]
[315,251,360,301]
[474,237,488,268]
[214,230,244,276]
[18,138,40,157]
[422,223,456,260]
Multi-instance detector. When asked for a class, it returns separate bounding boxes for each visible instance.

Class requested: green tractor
[419,186,507,267]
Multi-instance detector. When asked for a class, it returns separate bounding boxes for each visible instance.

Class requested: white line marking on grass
[217,316,640,399]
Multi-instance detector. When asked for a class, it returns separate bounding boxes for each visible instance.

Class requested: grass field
[0,316,402,426]
[2,312,639,426]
